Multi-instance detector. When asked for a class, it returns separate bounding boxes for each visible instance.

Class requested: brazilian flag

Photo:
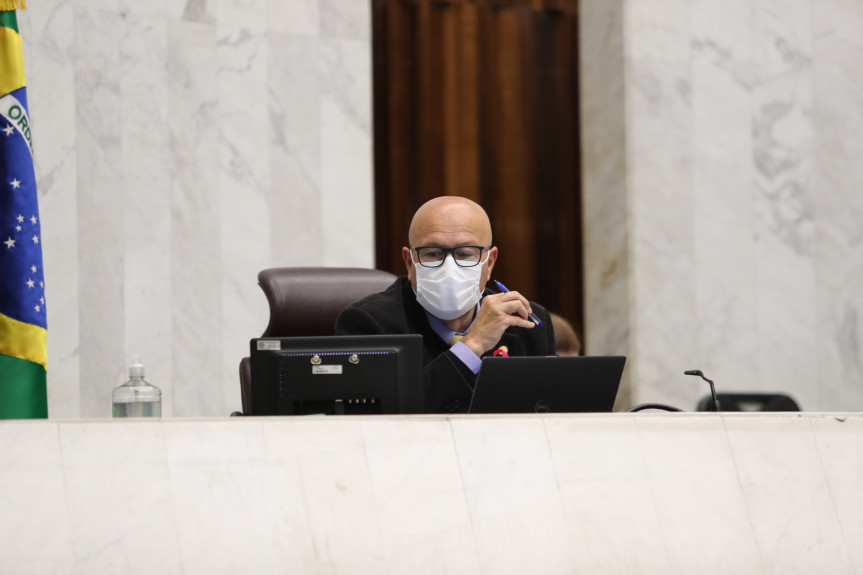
[1,1,48,419]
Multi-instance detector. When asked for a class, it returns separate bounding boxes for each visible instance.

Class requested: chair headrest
[258,267,397,337]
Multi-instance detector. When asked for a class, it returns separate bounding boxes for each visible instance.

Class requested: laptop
[468,356,626,414]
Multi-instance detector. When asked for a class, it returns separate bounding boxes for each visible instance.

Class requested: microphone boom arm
[685,370,721,412]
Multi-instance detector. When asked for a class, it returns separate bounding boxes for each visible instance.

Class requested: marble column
[19,0,374,417]
[581,0,863,412]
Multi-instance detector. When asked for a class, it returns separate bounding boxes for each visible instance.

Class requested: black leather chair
[236,267,398,415]
[696,392,801,412]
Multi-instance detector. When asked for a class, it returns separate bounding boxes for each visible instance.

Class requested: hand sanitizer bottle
[112,355,161,418]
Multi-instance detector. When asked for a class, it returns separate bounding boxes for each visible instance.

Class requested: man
[335,196,556,413]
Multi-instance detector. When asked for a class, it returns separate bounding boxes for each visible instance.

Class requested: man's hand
[460,291,536,357]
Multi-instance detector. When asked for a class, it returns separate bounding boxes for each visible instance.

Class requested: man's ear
[402,246,413,274]
[486,246,498,274]
[403,247,419,291]
[483,246,498,284]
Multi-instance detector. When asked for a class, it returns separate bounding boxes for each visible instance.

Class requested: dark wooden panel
[529,9,582,336]
[372,0,584,341]
[442,3,481,200]
[416,2,445,201]
[482,6,537,299]
[373,0,418,273]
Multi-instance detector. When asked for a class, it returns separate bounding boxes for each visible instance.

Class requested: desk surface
[2,413,861,574]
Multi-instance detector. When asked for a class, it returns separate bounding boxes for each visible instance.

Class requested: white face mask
[412,253,489,320]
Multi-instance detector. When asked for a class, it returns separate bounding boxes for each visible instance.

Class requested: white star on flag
[32,235,39,244]
[10,178,21,189]
[16,214,24,223]
[30,216,37,224]
[34,305,41,312]
[31,265,37,273]
[3,237,15,249]
[26,278,34,288]
[2,124,13,136]
[15,225,21,232]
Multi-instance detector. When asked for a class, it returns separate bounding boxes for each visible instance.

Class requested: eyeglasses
[411,245,490,268]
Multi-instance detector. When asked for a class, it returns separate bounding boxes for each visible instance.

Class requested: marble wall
[582,0,863,412]
[17,0,863,417]
[18,0,374,417]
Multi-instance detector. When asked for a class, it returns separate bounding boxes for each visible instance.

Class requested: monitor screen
[249,334,424,415]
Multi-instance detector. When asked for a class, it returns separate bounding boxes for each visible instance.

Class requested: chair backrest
[696,392,801,412]
[237,267,398,414]
[257,267,398,337]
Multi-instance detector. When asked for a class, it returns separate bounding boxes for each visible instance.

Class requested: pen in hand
[493,280,543,327]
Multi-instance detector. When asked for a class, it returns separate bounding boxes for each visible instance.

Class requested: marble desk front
[1,413,860,574]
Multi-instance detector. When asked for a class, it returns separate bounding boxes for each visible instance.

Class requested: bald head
[402,196,498,295]
[408,196,492,247]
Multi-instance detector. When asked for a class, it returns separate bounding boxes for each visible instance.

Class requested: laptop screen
[468,356,626,414]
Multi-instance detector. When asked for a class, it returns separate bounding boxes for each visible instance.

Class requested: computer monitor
[249,334,424,415]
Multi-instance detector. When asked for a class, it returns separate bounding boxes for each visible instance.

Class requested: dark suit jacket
[334,276,556,413]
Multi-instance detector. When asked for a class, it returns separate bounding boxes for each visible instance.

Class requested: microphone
[685,370,721,412]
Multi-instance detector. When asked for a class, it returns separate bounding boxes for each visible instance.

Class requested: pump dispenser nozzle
[129,354,145,378]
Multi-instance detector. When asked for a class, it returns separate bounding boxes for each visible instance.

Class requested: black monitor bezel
[249,334,424,416]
